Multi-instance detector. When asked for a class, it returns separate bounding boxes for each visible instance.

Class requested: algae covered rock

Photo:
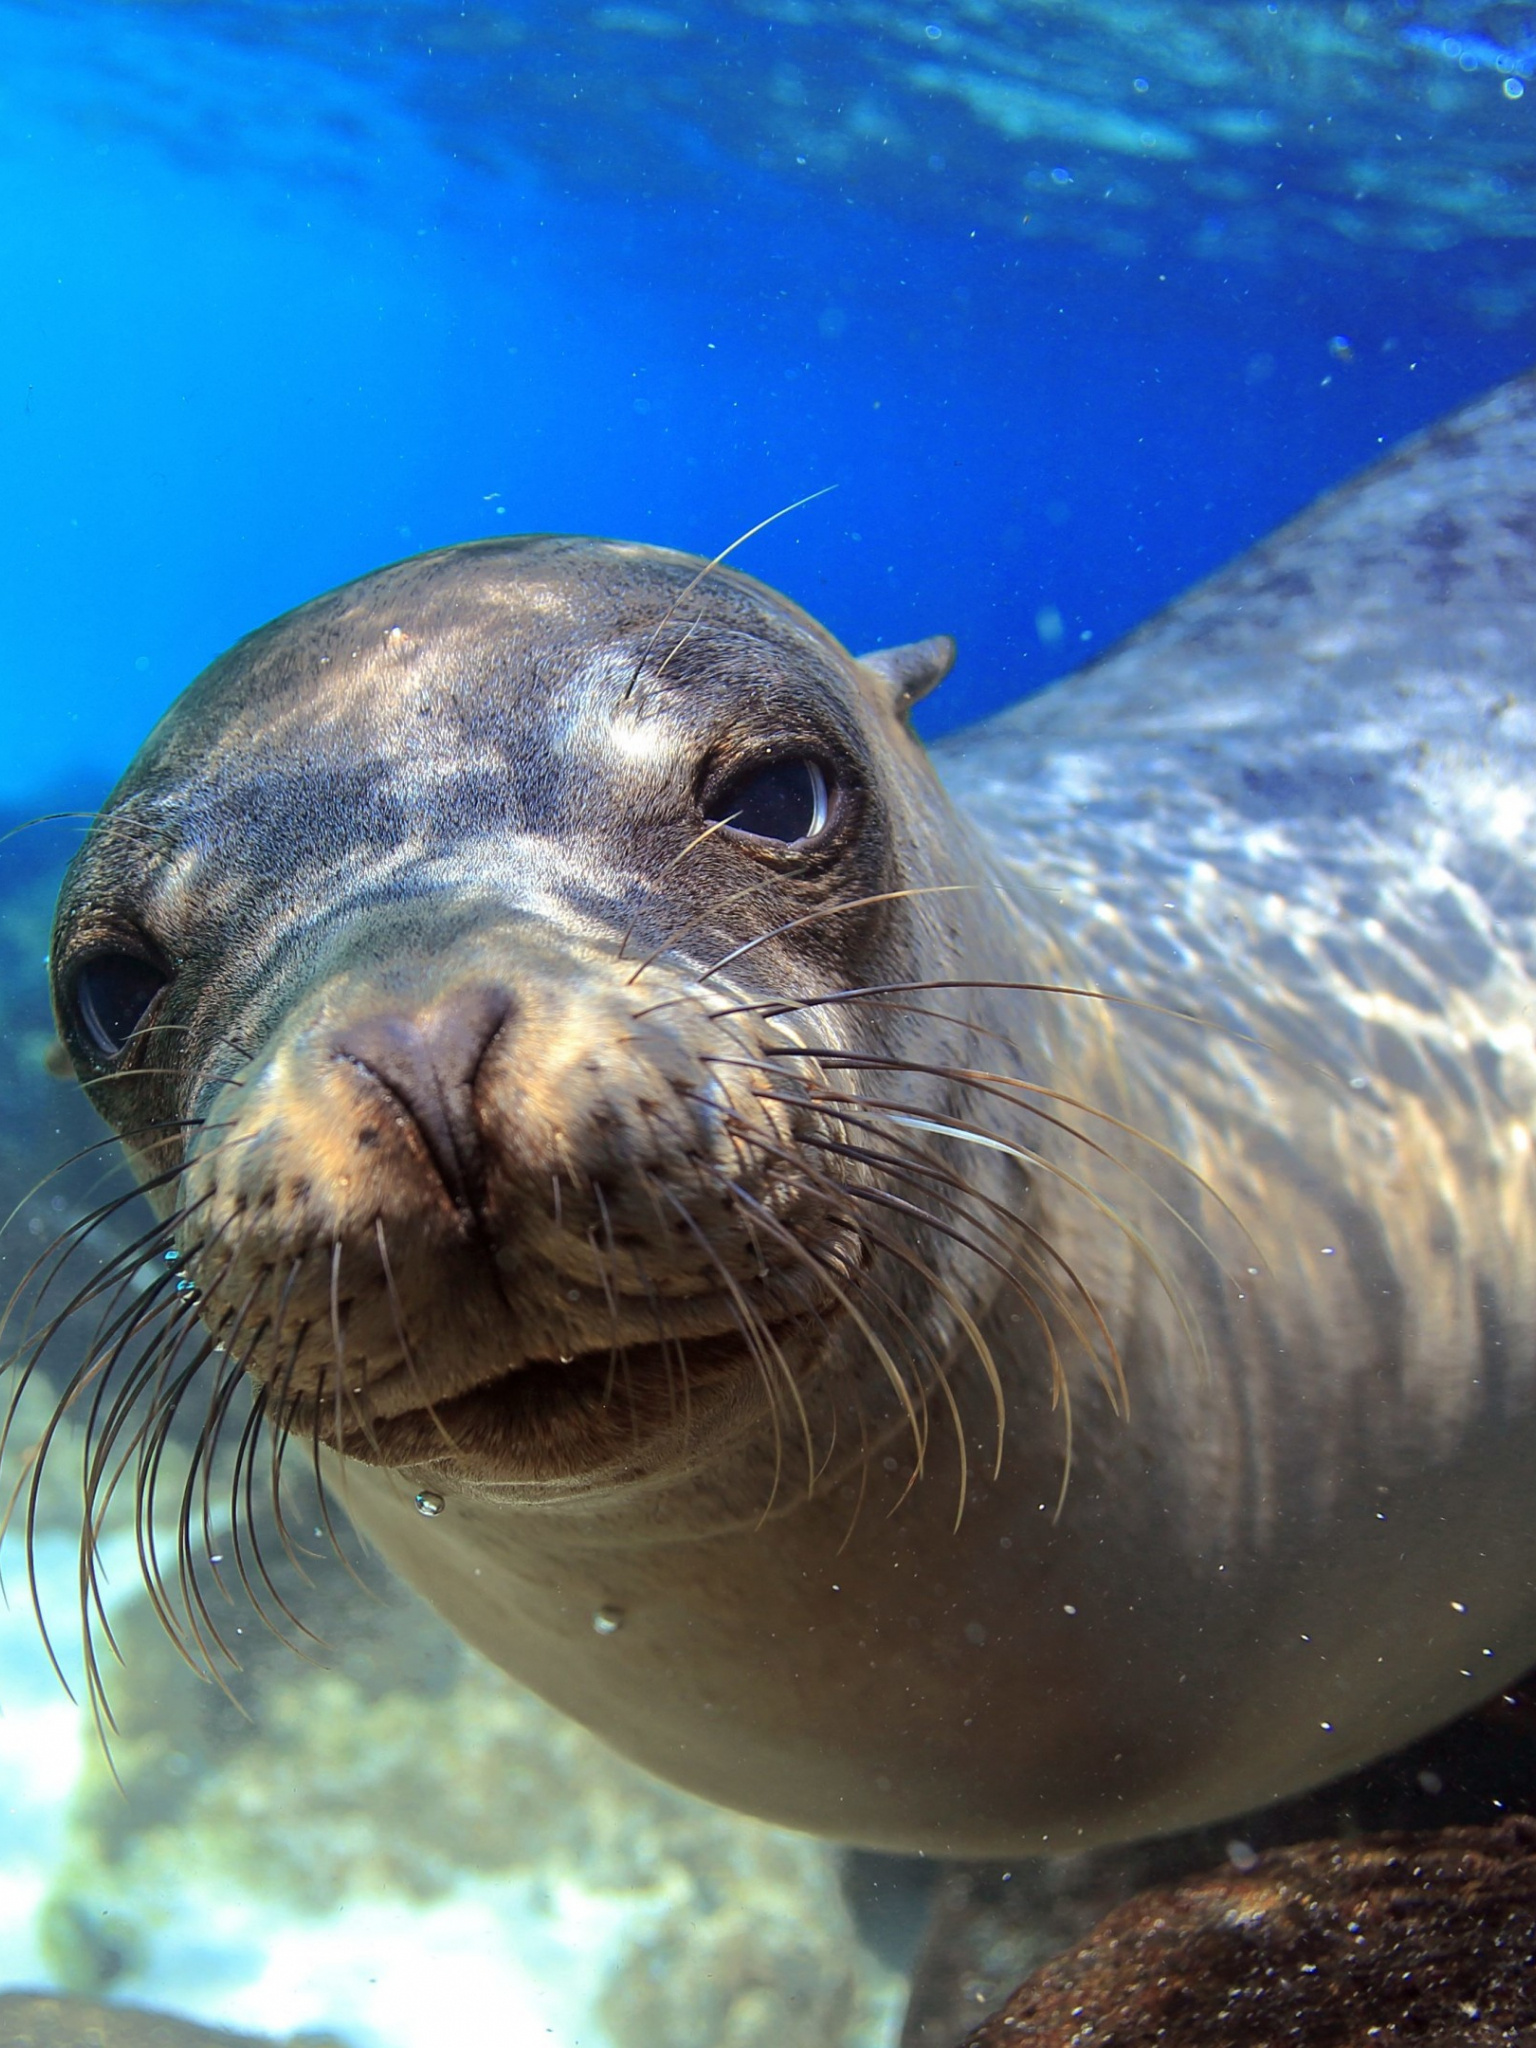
[962,1818,1536,2046]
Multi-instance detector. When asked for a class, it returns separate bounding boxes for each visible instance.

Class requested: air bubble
[415,1490,445,1518]
[593,1605,625,1635]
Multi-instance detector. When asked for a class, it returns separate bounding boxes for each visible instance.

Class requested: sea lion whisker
[0,1163,206,1357]
[623,874,781,988]
[372,1219,467,1461]
[712,1114,1005,1509]
[0,1117,199,1246]
[75,1285,204,1585]
[77,1277,191,1523]
[0,1201,208,1431]
[26,1293,202,1706]
[774,1048,1255,1270]
[226,1379,320,1656]
[714,1047,1215,1346]
[1,1219,196,1490]
[745,1081,1119,1402]
[693,884,978,989]
[0,804,171,855]
[305,1367,374,1599]
[707,1169,933,1491]
[648,1178,805,1507]
[125,1235,248,1658]
[321,1239,393,1470]
[709,976,1299,1076]
[0,807,104,847]
[632,1250,694,1438]
[75,1064,238,1095]
[169,1348,262,1696]
[586,1187,634,1416]
[231,1378,328,1660]
[131,1317,243,1678]
[790,1121,1111,1418]
[178,1335,265,1676]
[848,1096,1206,1393]
[614,813,741,962]
[191,1289,269,1600]
[622,484,837,702]
[266,1325,321,1577]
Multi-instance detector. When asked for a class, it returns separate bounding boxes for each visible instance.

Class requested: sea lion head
[48,539,1018,1507]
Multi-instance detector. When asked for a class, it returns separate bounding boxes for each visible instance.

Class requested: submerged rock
[0,1991,331,2046]
[961,1818,1536,2046]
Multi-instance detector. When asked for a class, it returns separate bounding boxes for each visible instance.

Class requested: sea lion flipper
[857,633,957,717]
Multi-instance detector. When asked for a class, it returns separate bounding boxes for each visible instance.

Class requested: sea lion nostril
[332,983,514,1208]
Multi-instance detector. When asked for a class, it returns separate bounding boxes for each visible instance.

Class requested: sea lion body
[45,375,1536,1856]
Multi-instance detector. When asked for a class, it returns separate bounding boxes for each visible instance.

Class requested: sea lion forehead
[58,536,883,943]
[130,535,854,792]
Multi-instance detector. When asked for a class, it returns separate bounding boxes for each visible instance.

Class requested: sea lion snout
[176,917,854,1479]
[331,981,514,1214]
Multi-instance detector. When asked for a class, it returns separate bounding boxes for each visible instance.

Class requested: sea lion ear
[856,635,957,719]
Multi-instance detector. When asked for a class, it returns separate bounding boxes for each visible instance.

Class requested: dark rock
[960,1817,1536,2046]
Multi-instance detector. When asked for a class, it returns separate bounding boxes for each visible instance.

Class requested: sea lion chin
[36,375,1536,1857]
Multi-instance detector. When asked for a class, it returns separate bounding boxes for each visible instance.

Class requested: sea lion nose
[333,983,513,1211]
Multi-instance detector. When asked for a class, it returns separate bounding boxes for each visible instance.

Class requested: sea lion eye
[706,758,831,845]
[69,951,170,1061]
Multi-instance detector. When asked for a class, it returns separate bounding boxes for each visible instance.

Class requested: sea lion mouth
[318,1309,831,1476]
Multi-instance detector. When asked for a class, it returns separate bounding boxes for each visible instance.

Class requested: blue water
[3,1,1533,806]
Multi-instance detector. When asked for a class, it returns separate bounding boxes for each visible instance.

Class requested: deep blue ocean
[4,1,1534,811]
[2,7,1536,2045]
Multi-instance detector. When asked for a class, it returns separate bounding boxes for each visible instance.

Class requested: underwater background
[0,3,1534,2044]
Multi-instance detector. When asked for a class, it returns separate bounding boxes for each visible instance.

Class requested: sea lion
[35,370,1536,1858]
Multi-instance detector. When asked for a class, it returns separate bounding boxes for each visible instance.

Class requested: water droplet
[592,1605,625,1635]
[558,1350,574,1364]
[1451,1600,1467,1613]
[963,1620,987,1647]
[1417,1768,1444,1794]
[566,1289,581,1303]
[1506,76,1525,99]
[1227,1838,1259,1872]
[415,1490,445,1518]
